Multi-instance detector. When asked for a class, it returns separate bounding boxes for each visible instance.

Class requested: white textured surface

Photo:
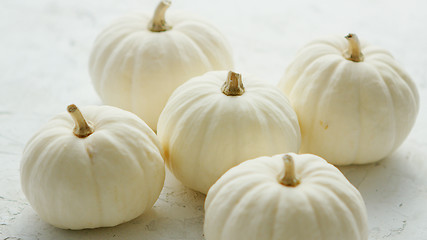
[1,0,426,239]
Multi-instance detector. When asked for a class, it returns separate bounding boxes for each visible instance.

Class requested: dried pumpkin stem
[150,0,172,32]
[67,104,94,138]
[222,71,245,96]
[345,33,364,62]
[280,154,300,187]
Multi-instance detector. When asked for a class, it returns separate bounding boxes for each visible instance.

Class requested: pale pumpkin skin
[157,71,301,194]
[89,1,233,131]
[278,34,419,165]
[204,153,369,240]
[20,105,165,230]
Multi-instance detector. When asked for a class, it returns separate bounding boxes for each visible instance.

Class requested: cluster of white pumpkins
[20,1,419,239]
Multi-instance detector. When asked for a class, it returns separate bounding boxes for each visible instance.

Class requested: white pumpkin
[157,71,301,194]
[204,153,369,240]
[89,0,233,130]
[278,33,419,165]
[20,105,165,229]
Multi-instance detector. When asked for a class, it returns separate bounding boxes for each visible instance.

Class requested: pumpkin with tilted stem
[89,0,233,131]
[157,70,301,194]
[278,33,419,165]
[20,105,165,229]
[204,153,369,240]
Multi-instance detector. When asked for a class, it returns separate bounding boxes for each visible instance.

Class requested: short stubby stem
[149,0,172,32]
[222,71,245,96]
[280,154,300,187]
[345,33,364,62]
[67,104,94,138]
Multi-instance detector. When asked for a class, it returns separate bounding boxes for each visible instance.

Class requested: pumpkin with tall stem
[204,153,369,240]
[278,33,419,165]
[89,0,233,131]
[158,70,301,194]
[20,105,165,229]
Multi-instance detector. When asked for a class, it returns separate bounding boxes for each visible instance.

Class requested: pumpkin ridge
[336,190,367,240]
[209,165,273,195]
[356,62,363,164]
[173,23,232,69]
[98,33,138,106]
[244,183,281,240]
[206,178,262,238]
[305,187,340,239]
[301,189,323,239]
[372,59,418,108]
[373,66,398,154]
[331,180,367,239]
[87,147,104,226]
[264,93,301,147]
[57,139,104,228]
[269,187,281,240]
[89,129,151,222]
[23,133,64,201]
[285,52,342,96]
[91,27,138,77]
[192,97,225,192]
[364,57,419,141]
[220,182,272,239]
[244,97,274,153]
[313,182,357,239]
[171,30,213,68]
[252,91,301,146]
[172,18,231,46]
[303,57,344,154]
[354,63,395,163]
[90,35,123,97]
[165,94,219,190]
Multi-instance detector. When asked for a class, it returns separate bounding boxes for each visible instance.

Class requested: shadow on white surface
[339,144,427,240]
[8,169,207,240]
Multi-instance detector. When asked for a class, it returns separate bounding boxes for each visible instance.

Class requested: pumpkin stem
[67,104,94,138]
[222,71,245,96]
[280,154,300,187]
[345,33,364,62]
[149,0,172,32]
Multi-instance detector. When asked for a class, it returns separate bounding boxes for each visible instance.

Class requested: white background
[1,0,426,239]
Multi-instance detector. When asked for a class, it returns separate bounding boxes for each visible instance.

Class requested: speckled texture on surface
[1,0,426,239]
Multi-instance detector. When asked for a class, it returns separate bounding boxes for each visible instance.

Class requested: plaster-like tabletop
[1,0,427,239]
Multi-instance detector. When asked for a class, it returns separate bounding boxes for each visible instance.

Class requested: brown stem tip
[150,0,172,32]
[280,154,300,187]
[67,104,94,138]
[345,33,364,62]
[222,71,245,96]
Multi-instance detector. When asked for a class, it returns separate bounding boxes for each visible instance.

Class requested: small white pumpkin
[20,105,165,229]
[89,0,233,130]
[204,153,369,240]
[278,33,419,165]
[157,70,301,194]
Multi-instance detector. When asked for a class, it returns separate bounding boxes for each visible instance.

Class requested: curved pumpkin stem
[280,154,300,187]
[222,71,245,96]
[67,104,94,138]
[345,33,364,62]
[150,0,172,32]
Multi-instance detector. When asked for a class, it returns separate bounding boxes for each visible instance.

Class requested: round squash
[278,33,419,165]
[157,70,301,194]
[20,105,165,229]
[204,153,369,240]
[89,0,233,130]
